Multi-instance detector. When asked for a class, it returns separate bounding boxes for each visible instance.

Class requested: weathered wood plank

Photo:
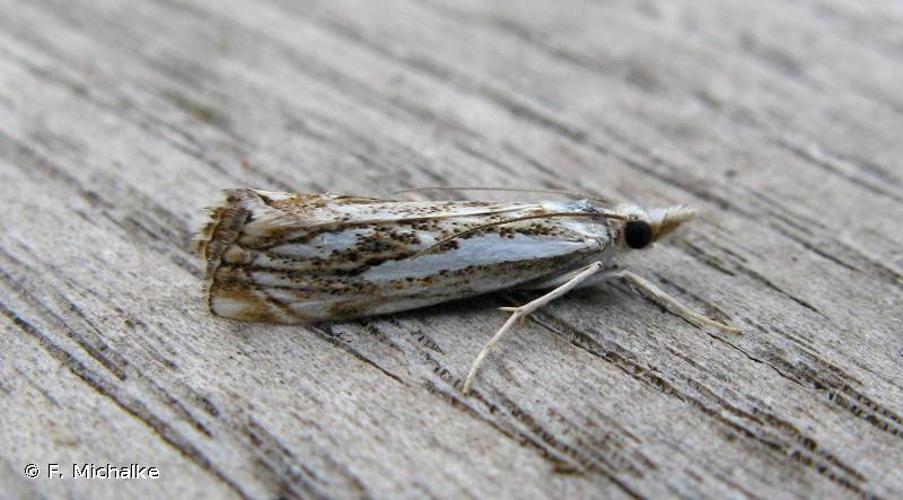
[1,0,901,498]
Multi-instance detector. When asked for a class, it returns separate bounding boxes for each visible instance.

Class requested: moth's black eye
[625,220,653,249]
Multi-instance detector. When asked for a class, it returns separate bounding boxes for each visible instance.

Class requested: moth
[197,188,739,393]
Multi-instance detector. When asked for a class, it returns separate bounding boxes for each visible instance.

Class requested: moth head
[613,204,698,250]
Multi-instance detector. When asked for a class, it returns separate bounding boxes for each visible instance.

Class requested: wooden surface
[2,0,902,498]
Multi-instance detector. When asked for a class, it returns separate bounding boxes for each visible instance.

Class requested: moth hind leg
[462,261,607,395]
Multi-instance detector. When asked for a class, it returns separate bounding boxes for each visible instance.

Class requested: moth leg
[610,270,741,334]
[463,261,607,395]
[518,264,615,291]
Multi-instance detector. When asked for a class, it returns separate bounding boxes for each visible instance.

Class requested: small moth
[197,188,739,393]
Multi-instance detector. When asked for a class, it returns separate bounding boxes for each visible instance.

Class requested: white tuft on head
[647,205,698,241]
[614,203,698,244]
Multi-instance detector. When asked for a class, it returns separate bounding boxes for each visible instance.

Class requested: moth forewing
[197,189,611,323]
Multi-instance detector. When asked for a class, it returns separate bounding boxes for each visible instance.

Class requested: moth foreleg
[611,270,741,334]
[518,263,615,291]
[463,261,607,395]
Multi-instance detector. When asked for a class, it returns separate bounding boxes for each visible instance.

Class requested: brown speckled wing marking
[196,189,609,323]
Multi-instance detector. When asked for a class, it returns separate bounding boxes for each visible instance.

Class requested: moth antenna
[395,186,609,203]
[412,210,628,258]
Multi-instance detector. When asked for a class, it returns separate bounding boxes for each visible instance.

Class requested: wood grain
[1,0,901,498]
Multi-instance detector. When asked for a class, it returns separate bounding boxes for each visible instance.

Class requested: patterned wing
[197,189,610,322]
